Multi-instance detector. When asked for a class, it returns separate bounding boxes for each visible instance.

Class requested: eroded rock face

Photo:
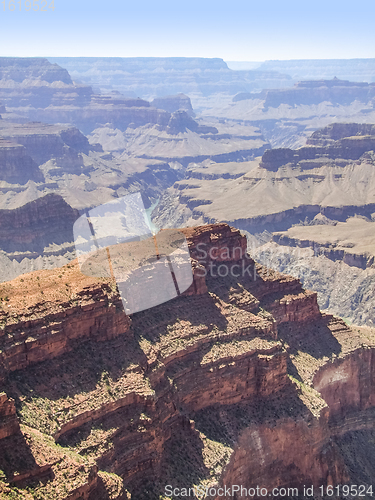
[0,139,42,184]
[0,121,92,167]
[314,348,375,418]
[307,122,375,146]
[220,412,349,497]
[0,193,79,254]
[166,110,218,135]
[0,223,373,498]
[260,133,375,171]
[151,93,195,116]
[0,273,131,377]
[0,393,19,440]
[238,79,375,108]
[0,57,171,134]
[0,57,73,84]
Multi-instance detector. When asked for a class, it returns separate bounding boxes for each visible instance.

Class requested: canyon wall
[0,224,373,499]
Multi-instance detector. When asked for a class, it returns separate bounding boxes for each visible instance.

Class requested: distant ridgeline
[47,56,293,97]
[233,78,375,107]
[257,58,375,82]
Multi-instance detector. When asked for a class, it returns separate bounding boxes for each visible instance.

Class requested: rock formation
[0,121,92,169]
[257,58,375,83]
[0,57,169,134]
[0,223,373,498]
[47,57,292,98]
[206,78,375,149]
[151,94,195,116]
[166,110,218,135]
[234,78,375,108]
[0,193,79,254]
[0,139,42,184]
[154,122,375,234]
[0,57,73,84]
[259,122,375,171]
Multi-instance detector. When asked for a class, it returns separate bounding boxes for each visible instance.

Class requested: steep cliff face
[0,57,170,134]
[236,79,375,108]
[0,139,42,184]
[0,393,20,440]
[47,56,292,98]
[272,216,375,271]
[0,57,73,85]
[26,103,170,136]
[259,132,375,171]
[253,241,375,327]
[307,122,375,145]
[0,263,130,377]
[0,193,79,255]
[0,121,92,167]
[154,122,375,236]
[166,111,218,135]
[151,94,195,116]
[0,223,373,499]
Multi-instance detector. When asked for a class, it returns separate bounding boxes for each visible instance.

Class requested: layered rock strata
[235,79,375,108]
[0,193,79,253]
[0,139,42,184]
[0,224,373,498]
[154,122,375,235]
[151,94,195,116]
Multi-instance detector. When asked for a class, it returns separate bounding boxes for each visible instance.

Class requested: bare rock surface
[151,93,195,116]
[47,56,293,99]
[203,79,375,148]
[0,224,373,498]
[154,123,375,233]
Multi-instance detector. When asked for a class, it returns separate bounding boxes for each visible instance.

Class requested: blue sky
[0,0,374,61]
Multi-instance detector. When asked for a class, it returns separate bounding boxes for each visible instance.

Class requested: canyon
[151,123,375,326]
[47,57,293,101]
[0,223,374,499]
[0,55,375,499]
[154,123,375,232]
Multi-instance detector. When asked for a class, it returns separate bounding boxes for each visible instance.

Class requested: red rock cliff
[0,223,372,499]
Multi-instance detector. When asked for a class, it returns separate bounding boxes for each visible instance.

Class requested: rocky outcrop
[151,93,195,116]
[166,110,218,135]
[0,57,93,111]
[260,130,375,171]
[272,232,375,270]
[0,57,171,134]
[220,410,349,498]
[0,83,93,109]
[0,393,20,440]
[0,122,93,176]
[153,123,375,239]
[314,348,375,419]
[307,122,375,146]
[0,57,73,84]
[0,139,42,184]
[26,102,171,135]
[0,193,79,254]
[0,223,373,498]
[239,78,375,108]
[0,274,130,377]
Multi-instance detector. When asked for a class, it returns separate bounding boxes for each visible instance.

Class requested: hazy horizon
[0,0,374,60]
